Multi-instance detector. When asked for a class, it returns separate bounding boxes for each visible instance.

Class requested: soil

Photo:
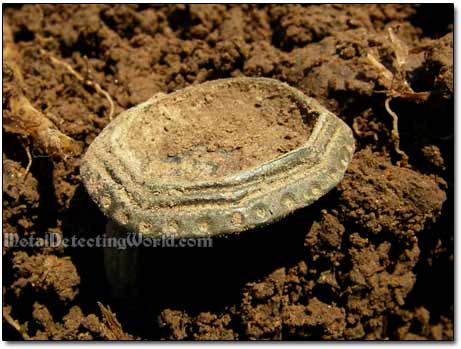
[125,78,314,182]
[2,4,453,340]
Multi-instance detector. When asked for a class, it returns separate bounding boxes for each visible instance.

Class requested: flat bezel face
[111,78,318,186]
[80,77,355,237]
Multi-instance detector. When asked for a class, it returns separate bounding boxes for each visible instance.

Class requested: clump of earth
[2,4,453,340]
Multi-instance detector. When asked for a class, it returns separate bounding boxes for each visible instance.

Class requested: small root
[366,53,394,90]
[3,20,81,160]
[352,117,363,137]
[3,306,30,340]
[387,26,409,69]
[385,97,409,167]
[40,49,115,121]
[21,143,33,181]
[97,302,133,340]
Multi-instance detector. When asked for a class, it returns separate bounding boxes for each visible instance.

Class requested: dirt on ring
[125,79,314,182]
[2,4,453,340]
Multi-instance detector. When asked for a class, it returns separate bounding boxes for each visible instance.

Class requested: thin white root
[41,50,115,121]
[97,302,133,340]
[3,20,81,160]
[385,97,409,166]
[3,307,30,340]
[22,144,33,180]
[366,53,394,90]
[387,27,409,69]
